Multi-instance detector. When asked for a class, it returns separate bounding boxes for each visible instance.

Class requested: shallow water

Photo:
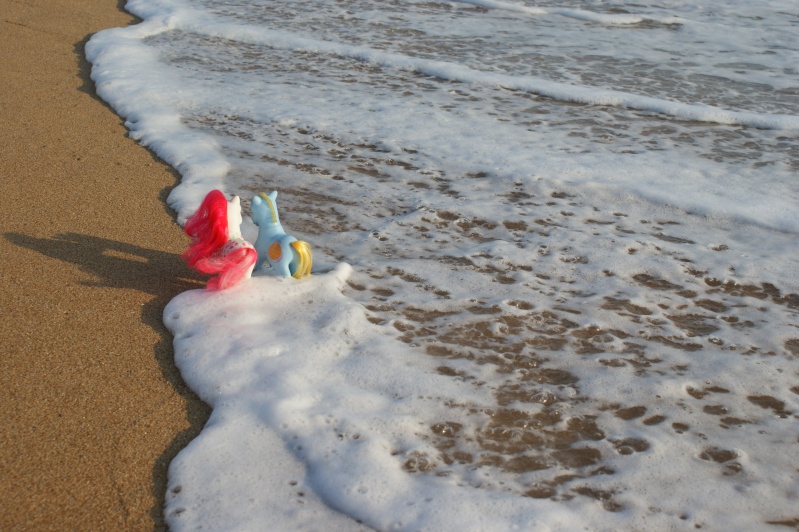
[88,0,799,529]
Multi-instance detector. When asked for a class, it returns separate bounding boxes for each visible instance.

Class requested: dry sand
[1,1,209,529]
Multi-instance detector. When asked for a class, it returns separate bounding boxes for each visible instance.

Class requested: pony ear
[252,195,263,207]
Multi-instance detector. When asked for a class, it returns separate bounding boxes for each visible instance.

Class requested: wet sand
[0,1,209,529]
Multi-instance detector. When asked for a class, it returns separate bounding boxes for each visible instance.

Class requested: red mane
[182,190,257,290]
[182,190,230,268]
[197,246,257,291]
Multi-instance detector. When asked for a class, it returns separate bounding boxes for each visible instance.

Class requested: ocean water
[86,0,799,530]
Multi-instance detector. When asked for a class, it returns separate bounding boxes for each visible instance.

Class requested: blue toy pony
[251,191,313,279]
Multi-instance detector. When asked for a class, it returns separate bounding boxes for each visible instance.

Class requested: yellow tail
[290,240,313,279]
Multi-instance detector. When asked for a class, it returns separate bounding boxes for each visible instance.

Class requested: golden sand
[0,1,208,529]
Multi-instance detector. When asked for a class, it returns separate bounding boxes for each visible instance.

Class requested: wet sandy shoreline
[0,1,208,529]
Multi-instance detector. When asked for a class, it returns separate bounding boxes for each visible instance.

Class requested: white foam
[164,266,605,531]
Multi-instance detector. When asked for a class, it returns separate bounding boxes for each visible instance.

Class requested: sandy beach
[0,1,209,529]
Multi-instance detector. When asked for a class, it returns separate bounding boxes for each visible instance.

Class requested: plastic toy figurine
[182,189,257,290]
[251,191,312,279]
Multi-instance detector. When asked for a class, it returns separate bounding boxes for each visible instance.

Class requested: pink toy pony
[182,190,257,290]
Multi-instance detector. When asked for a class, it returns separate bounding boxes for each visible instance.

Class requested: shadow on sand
[4,231,210,530]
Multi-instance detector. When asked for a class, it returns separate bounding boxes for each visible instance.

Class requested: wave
[167,14,799,130]
[448,0,683,25]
